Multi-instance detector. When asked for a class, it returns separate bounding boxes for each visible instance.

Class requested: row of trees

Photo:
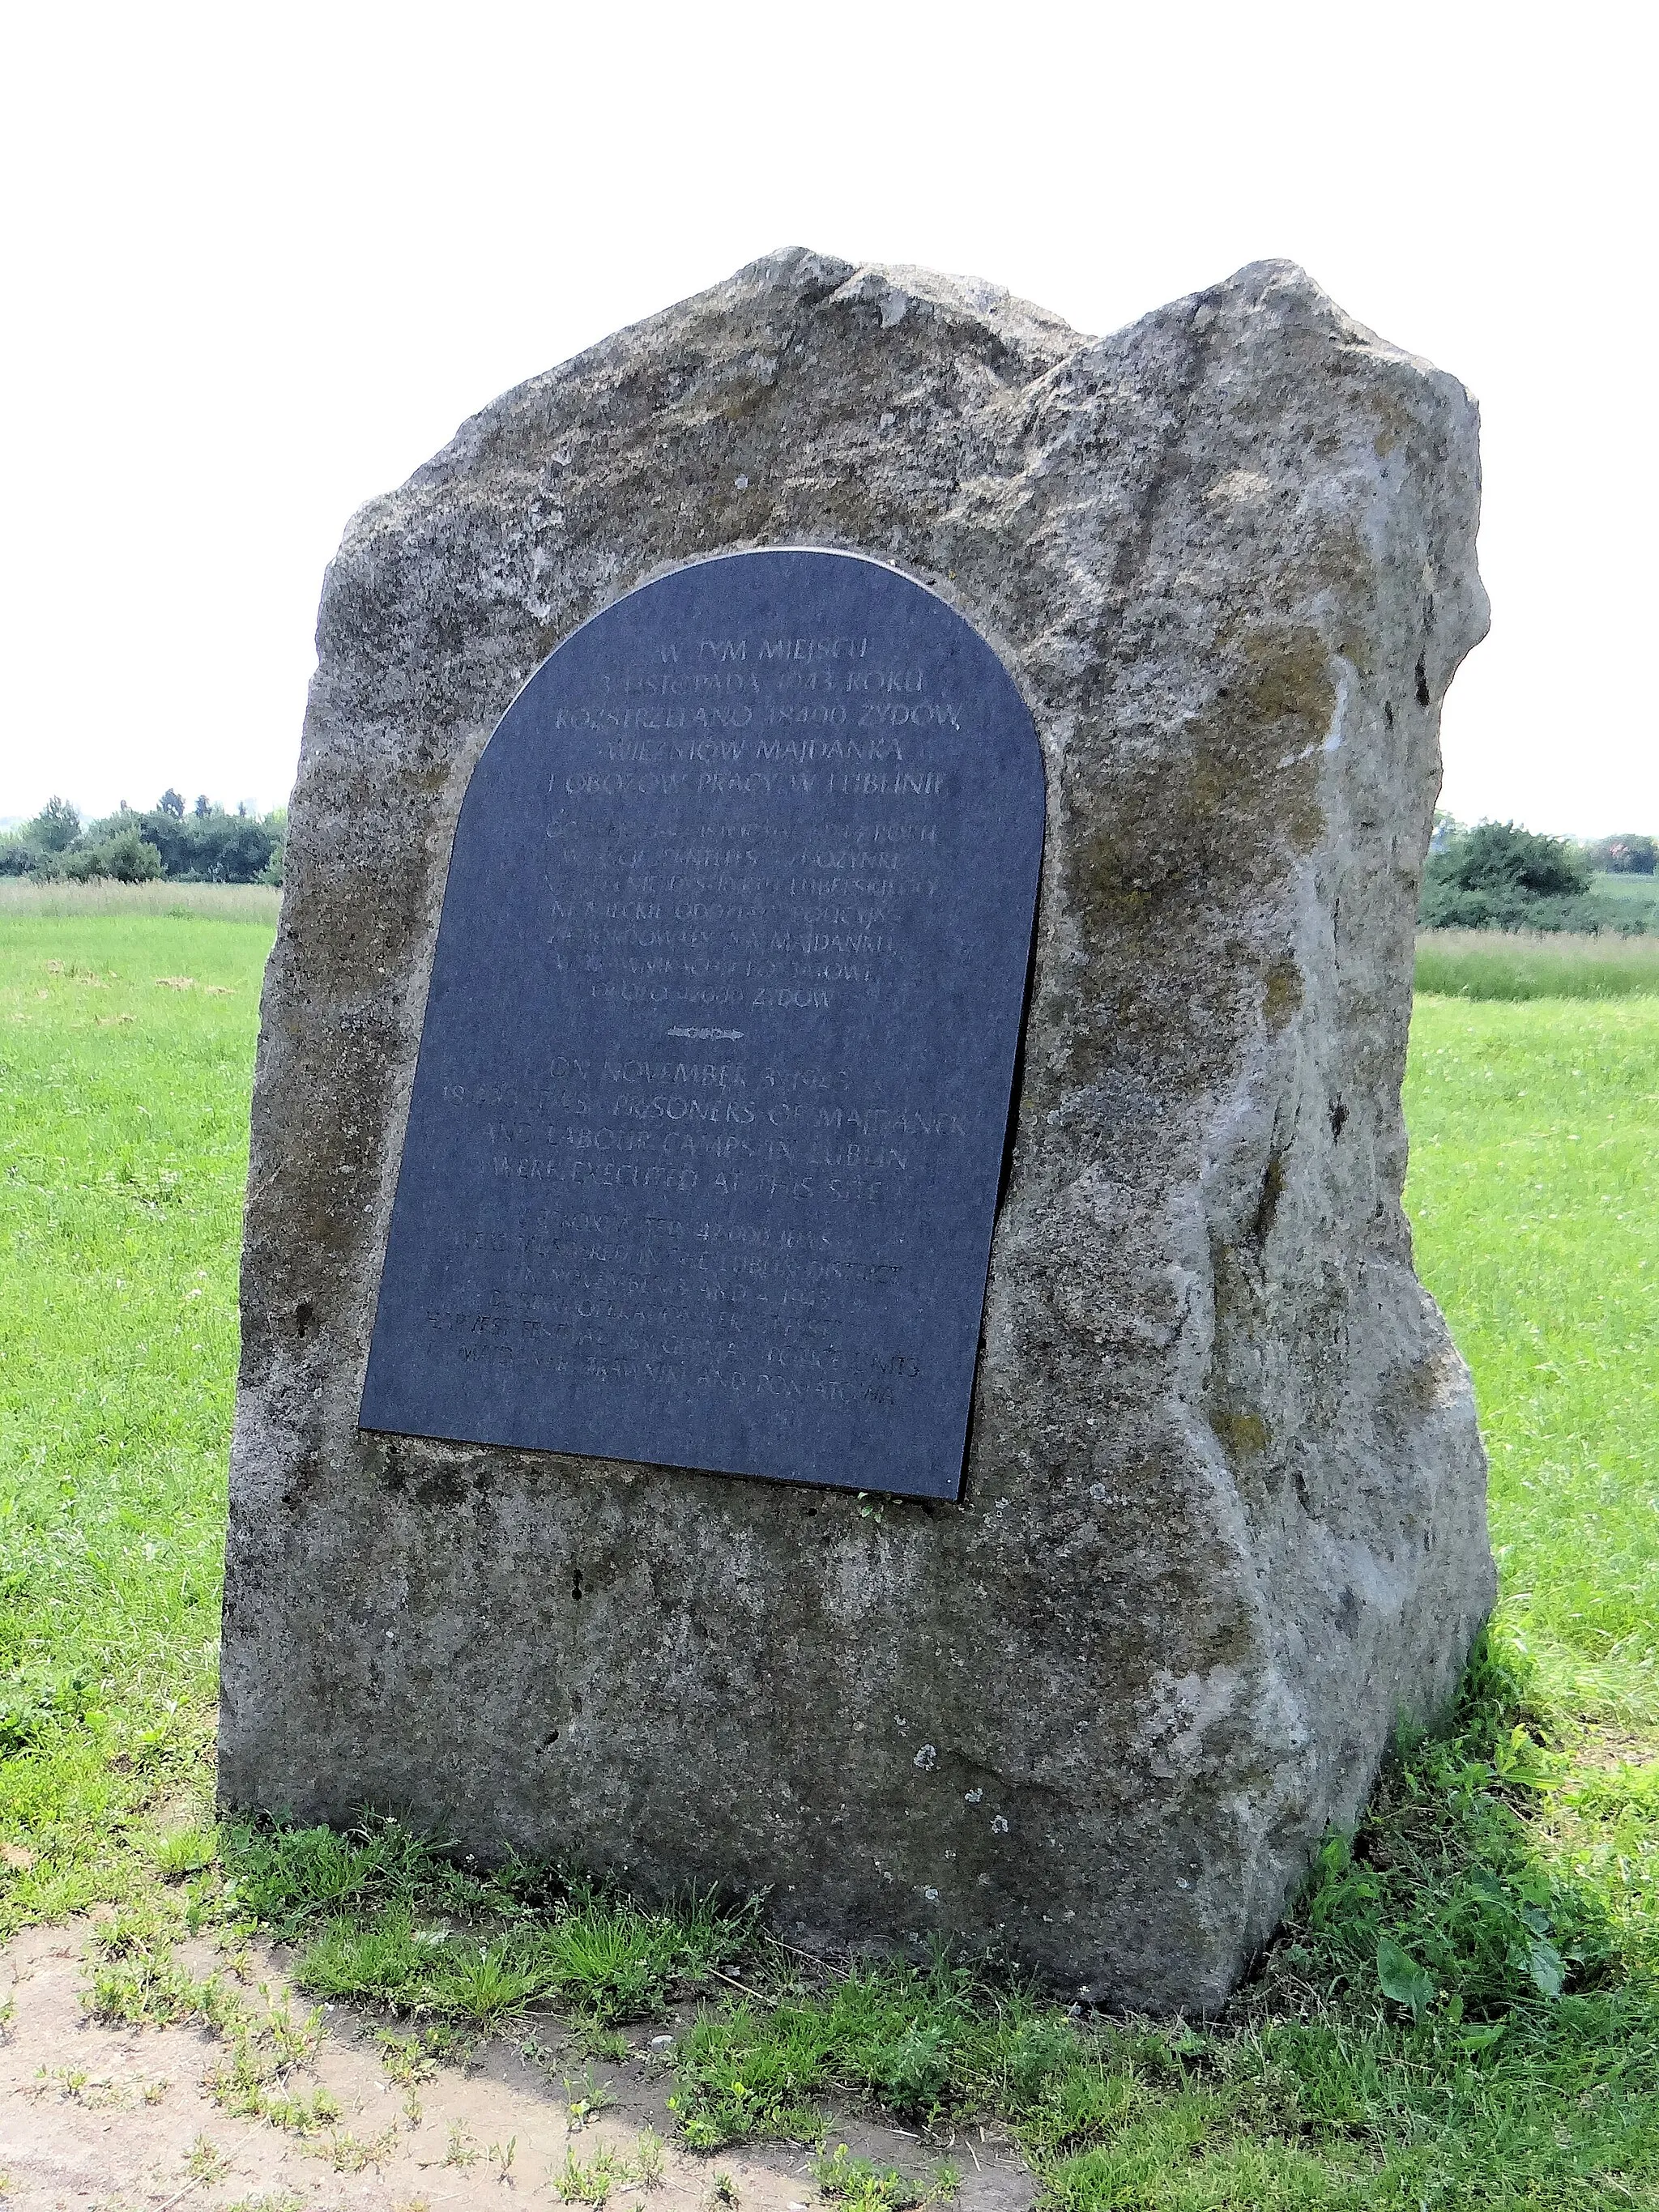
[2,791,1649,929]
[0,793,285,884]
[1422,820,1657,932]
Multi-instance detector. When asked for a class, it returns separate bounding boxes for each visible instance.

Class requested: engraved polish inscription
[360,550,1045,1499]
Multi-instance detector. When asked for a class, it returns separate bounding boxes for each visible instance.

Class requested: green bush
[126,803,280,884]
[1422,821,1649,932]
[64,826,164,883]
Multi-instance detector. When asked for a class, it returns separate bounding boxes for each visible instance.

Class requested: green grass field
[1593,872,1659,914]
[4,893,1659,2206]
[1405,997,1659,1723]
[0,904,269,1917]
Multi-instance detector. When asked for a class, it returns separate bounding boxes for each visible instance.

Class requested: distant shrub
[64,825,164,884]
[1432,820,1590,899]
[1419,820,1648,932]
[1587,833,1657,875]
[130,803,280,884]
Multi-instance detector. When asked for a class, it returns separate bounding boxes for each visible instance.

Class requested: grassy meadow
[1405,995,1659,1721]
[0,899,271,1916]
[3,893,1659,2206]
[1592,873,1659,923]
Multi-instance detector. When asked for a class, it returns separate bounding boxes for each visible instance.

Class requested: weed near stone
[811,2142,947,2212]
[221,1813,762,2026]
[554,2143,622,2205]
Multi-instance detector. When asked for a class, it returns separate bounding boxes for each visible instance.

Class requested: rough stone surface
[220,249,1495,2013]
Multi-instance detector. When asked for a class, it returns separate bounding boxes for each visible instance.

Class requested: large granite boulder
[220,251,1495,2012]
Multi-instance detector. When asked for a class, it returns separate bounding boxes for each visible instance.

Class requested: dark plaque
[360,550,1044,1499]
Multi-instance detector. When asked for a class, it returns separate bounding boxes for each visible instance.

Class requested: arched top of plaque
[360,549,1045,1499]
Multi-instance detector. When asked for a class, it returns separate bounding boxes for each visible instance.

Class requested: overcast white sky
[2,0,1652,833]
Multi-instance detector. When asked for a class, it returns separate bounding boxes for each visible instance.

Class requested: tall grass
[0,880,281,923]
[1416,927,1659,1000]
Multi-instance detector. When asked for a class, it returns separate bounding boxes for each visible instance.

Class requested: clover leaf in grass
[1375,1935,1435,2021]
[1525,1938,1567,1999]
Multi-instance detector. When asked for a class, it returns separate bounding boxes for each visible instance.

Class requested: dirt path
[0,1926,1036,2212]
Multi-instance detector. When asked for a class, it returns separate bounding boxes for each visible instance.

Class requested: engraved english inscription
[360,550,1045,1499]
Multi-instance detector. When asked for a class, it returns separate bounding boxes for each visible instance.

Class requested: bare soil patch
[0,1924,1035,2212]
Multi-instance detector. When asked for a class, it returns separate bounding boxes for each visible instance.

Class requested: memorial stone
[220,252,1496,2012]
